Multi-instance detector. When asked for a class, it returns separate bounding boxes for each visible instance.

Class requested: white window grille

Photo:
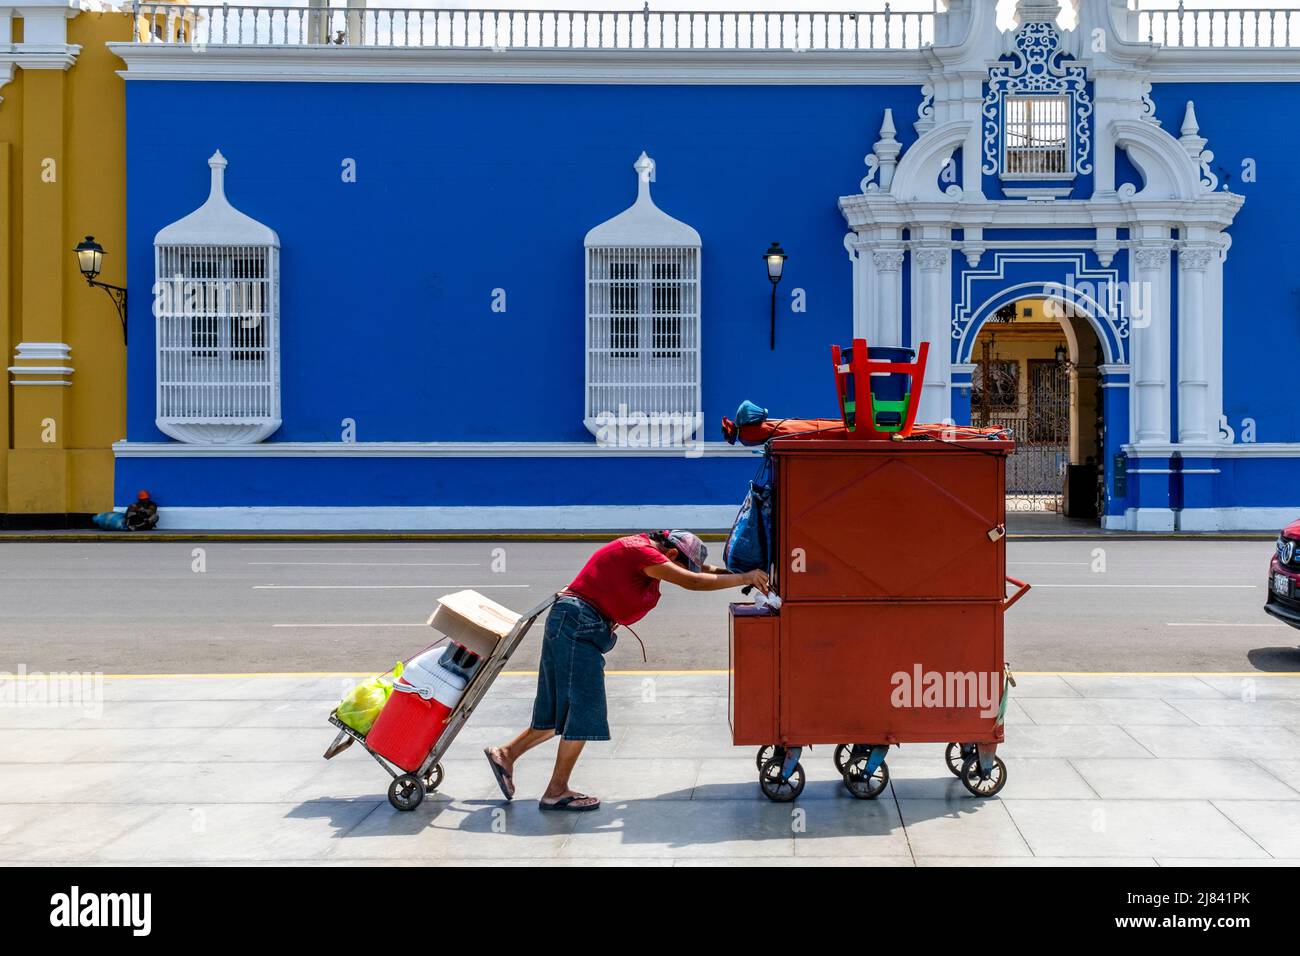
[584,153,701,447]
[153,151,281,444]
[1004,94,1071,177]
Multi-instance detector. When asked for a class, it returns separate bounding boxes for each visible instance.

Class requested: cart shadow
[290,776,1000,850]
[287,792,585,840]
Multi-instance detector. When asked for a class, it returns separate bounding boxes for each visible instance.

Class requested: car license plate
[1274,573,1292,598]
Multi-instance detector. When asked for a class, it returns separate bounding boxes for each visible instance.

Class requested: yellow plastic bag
[336,662,403,735]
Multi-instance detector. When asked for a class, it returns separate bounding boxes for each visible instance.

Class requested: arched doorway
[969,295,1104,520]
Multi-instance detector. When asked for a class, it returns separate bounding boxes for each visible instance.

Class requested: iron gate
[975,358,1070,513]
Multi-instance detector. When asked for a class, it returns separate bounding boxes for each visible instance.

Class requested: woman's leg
[489,726,555,777]
[541,740,598,808]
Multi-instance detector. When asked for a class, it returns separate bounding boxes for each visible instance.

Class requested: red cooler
[366,660,467,772]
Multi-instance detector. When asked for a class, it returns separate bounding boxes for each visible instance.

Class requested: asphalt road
[0,539,1294,674]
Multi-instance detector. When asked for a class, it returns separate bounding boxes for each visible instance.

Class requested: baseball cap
[665,530,708,573]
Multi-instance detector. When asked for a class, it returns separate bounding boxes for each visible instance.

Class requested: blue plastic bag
[734,400,769,427]
[93,511,128,531]
[724,453,774,573]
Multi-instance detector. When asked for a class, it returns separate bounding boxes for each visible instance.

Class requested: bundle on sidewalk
[323,589,555,811]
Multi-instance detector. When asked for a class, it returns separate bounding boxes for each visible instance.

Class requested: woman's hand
[742,569,770,594]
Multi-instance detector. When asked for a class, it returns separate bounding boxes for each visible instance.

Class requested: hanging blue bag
[723,452,774,573]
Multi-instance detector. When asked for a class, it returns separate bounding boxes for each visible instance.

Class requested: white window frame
[1002,93,1074,180]
[153,151,282,445]
[583,153,702,448]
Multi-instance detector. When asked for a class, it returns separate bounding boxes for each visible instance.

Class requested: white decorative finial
[634,151,656,204]
[879,108,896,140]
[634,150,654,180]
[1177,102,1217,192]
[862,109,903,193]
[208,149,228,199]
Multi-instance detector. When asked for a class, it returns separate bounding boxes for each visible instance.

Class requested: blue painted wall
[1156,83,1300,446]
[126,81,923,449]
[119,79,1300,516]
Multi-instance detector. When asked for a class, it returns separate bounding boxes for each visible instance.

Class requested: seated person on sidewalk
[485,530,767,812]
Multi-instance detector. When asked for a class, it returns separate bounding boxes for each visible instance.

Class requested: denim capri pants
[531,595,617,742]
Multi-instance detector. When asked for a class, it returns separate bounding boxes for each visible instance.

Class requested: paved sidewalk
[3,673,1300,866]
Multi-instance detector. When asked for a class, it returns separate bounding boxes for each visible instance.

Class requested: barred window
[153,151,281,445]
[586,246,699,431]
[1004,95,1070,177]
[584,153,701,446]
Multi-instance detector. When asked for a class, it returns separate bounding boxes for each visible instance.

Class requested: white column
[845,233,872,340]
[912,245,952,423]
[1177,242,1217,444]
[870,247,905,347]
[1207,234,1229,442]
[1128,241,1173,445]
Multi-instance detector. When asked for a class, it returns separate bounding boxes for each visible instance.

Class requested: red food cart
[728,341,1030,801]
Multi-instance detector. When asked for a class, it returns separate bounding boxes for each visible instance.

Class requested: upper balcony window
[982,20,1092,192]
[1004,95,1070,178]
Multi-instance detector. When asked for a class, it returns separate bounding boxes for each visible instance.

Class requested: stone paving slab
[1,674,1300,866]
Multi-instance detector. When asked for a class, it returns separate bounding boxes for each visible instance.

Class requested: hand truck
[323,593,557,811]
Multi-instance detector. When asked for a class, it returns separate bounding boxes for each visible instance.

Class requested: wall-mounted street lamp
[763,241,787,350]
[74,235,128,345]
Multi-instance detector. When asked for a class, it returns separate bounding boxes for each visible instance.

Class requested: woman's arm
[645,561,769,594]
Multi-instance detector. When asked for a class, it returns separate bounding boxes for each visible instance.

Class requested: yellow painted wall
[2,10,131,518]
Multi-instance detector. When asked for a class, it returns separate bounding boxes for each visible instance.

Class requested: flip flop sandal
[539,794,601,812]
[483,748,515,801]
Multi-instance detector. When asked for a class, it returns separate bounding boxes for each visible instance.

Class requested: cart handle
[1003,576,1031,611]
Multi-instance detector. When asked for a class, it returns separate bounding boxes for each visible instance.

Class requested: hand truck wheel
[842,756,890,800]
[423,763,444,793]
[959,755,1008,798]
[758,756,805,802]
[755,744,785,772]
[388,773,425,812]
[945,742,976,778]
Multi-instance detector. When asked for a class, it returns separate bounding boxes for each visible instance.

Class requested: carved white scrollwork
[1140,82,1158,125]
[915,83,935,134]
[981,20,1093,177]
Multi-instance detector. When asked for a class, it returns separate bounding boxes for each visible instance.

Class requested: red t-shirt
[566,534,670,626]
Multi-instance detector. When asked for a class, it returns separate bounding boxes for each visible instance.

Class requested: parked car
[1265,518,1300,629]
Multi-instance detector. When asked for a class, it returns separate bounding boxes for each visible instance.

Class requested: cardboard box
[426,589,522,658]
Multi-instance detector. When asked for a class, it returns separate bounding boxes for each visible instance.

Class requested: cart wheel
[423,763,444,793]
[842,756,890,800]
[959,755,1008,798]
[758,756,805,803]
[388,773,425,812]
[833,744,853,774]
[755,744,785,772]
[945,742,976,777]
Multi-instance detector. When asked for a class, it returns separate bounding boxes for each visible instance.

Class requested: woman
[484,530,768,811]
